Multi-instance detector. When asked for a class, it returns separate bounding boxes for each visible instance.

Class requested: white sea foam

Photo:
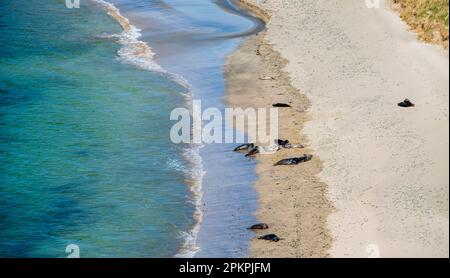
[91,0,192,90]
[166,158,188,174]
[91,0,203,258]
[174,144,206,258]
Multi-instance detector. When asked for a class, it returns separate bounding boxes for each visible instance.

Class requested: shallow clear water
[0,0,263,258]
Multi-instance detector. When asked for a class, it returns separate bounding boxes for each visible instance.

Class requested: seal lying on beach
[398,99,415,108]
[272,103,291,108]
[274,154,313,166]
[233,143,255,152]
[258,234,281,242]
[248,223,269,230]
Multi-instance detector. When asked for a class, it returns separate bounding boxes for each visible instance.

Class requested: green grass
[392,0,449,47]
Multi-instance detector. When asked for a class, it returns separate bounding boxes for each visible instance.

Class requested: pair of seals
[234,141,281,157]
[234,143,262,157]
[248,224,281,243]
[245,145,281,157]
[274,154,313,166]
[398,99,415,108]
[234,139,305,157]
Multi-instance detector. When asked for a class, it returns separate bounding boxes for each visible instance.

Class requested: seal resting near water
[245,146,260,157]
[258,234,281,242]
[247,223,269,230]
[242,139,304,156]
[274,154,313,166]
[234,143,255,152]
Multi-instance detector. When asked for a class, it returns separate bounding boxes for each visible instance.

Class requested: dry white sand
[242,0,449,257]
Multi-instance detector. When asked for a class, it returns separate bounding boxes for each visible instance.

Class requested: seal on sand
[274,154,313,166]
[272,103,291,108]
[258,234,281,242]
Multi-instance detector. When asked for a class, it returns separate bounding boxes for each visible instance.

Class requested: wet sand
[224,22,333,258]
[226,0,449,258]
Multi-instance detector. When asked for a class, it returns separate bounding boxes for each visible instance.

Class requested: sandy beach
[225,30,334,257]
[227,0,449,258]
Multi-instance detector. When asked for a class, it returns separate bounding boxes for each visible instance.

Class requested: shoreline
[226,0,449,257]
[99,0,270,258]
[92,0,203,257]
[225,2,334,257]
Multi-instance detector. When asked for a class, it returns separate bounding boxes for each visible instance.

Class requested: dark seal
[248,223,269,230]
[274,154,313,166]
[258,234,281,242]
[272,103,291,108]
[398,99,415,108]
[245,146,260,157]
[234,143,255,152]
[276,139,289,146]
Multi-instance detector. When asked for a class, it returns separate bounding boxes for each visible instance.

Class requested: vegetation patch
[392,0,449,48]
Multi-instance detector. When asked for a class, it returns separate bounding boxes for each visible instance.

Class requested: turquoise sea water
[0,0,263,257]
[0,0,194,257]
